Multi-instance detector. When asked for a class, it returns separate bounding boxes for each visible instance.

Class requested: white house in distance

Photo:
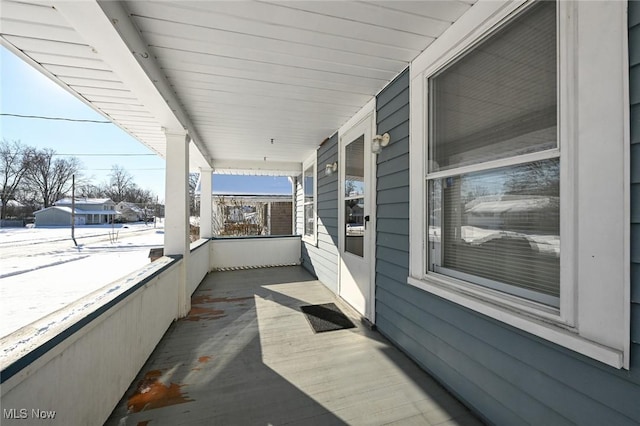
[115,201,145,222]
[34,198,117,226]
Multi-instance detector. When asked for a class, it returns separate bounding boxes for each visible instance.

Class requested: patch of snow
[0,223,165,338]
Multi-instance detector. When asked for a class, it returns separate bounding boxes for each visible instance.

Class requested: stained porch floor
[105,266,483,425]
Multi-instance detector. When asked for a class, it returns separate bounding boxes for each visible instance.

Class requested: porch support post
[164,129,190,318]
[199,167,213,239]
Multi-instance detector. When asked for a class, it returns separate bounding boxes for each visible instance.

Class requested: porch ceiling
[1,0,475,172]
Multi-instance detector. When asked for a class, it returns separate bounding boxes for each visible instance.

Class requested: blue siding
[300,134,339,292]
[631,0,640,361]
[375,30,640,423]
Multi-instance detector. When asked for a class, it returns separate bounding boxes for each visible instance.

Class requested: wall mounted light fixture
[372,133,391,154]
[325,161,338,176]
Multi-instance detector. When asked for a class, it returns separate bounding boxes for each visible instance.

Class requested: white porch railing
[0,236,301,425]
[210,235,301,270]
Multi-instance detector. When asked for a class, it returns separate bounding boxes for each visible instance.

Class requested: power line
[55,153,157,156]
[80,168,164,171]
[0,113,111,124]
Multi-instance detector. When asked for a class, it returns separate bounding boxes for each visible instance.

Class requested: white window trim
[302,152,317,245]
[409,0,630,369]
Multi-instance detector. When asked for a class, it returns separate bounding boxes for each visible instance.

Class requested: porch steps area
[105,267,483,425]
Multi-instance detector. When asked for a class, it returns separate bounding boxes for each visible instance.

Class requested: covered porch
[105,265,480,426]
[0,2,487,423]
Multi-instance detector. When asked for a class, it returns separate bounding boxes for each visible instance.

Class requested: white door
[339,113,375,321]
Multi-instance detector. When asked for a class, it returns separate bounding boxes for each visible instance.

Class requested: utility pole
[71,174,77,246]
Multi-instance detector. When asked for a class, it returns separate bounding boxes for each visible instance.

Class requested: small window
[302,154,316,242]
[427,1,559,306]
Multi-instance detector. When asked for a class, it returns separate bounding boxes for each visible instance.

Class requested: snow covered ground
[0,222,165,338]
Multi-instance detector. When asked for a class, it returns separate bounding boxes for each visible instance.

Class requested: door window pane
[345,136,365,198]
[345,198,364,257]
[345,135,365,257]
[429,158,560,306]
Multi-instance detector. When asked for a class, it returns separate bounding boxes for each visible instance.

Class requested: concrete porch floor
[105,266,483,425]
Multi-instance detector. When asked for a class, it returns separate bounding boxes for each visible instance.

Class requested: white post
[164,129,190,318]
[199,167,213,239]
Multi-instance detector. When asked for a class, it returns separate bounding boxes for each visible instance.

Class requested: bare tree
[0,139,34,219]
[189,172,199,216]
[125,186,154,205]
[24,148,81,208]
[104,165,134,203]
[76,182,102,198]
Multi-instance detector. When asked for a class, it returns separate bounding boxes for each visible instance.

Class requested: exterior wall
[298,134,340,293]
[375,62,640,424]
[35,208,73,226]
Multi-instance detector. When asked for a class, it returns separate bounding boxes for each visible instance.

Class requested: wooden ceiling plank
[163,63,382,94]
[168,77,371,107]
[0,19,83,44]
[153,45,398,82]
[128,1,431,50]
[368,1,474,23]
[130,10,419,61]
[260,0,452,36]
[144,31,407,72]
[2,34,94,57]
[25,51,113,71]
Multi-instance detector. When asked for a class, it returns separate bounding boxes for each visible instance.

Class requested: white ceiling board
[145,31,406,73]
[260,1,452,37]
[62,77,130,91]
[1,1,56,23]
[181,93,360,117]
[152,44,399,83]
[0,18,82,44]
[40,64,122,82]
[152,49,391,89]
[128,1,431,51]
[194,125,333,142]
[67,86,137,99]
[368,1,475,23]
[1,35,96,58]
[167,77,371,108]
[2,0,476,173]
[163,66,380,97]
[128,6,419,61]
[24,51,113,71]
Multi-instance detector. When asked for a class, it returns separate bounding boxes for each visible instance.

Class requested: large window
[427,1,559,307]
[409,0,630,368]
[302,154,316,243]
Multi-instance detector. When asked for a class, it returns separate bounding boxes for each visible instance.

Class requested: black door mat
[300,303,356,333]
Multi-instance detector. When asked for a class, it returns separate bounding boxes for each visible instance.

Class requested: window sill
[407,275,624,369]
[301,235,317,247]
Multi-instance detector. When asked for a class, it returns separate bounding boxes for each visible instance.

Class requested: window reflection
[429,159,560,306]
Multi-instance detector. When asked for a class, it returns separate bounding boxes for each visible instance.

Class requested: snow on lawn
[0,223,165,338]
